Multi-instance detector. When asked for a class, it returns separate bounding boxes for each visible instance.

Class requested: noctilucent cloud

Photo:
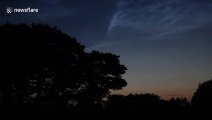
[1,0,212,100]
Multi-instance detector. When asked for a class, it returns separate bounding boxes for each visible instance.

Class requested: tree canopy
[192,79,212,110]
[0,23,127,111]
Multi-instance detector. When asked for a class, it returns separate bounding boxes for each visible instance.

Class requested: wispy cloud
[108,0,212,38]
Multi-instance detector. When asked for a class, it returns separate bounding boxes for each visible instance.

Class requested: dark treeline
[1,23,211,118]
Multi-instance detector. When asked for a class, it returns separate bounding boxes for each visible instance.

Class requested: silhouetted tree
[0,23,127,113]
[105,93,194,118]
[1,23,86,113]
[192,79,212,111]
[105,93,165,114]
[74,51,127,110]
[127,93,163,112]
[168,97,189,113]
[106,94,127,110]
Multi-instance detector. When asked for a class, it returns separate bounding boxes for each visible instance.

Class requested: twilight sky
[1,0,212,100]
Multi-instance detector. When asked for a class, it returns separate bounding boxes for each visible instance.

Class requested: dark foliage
[0,23,127,115]
[192,79,212,112]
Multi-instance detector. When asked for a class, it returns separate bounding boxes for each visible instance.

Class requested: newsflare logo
[6,7,13,13]
[6,7,39,13]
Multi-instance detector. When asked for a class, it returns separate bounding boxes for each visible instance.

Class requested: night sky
[1,0,212,100]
